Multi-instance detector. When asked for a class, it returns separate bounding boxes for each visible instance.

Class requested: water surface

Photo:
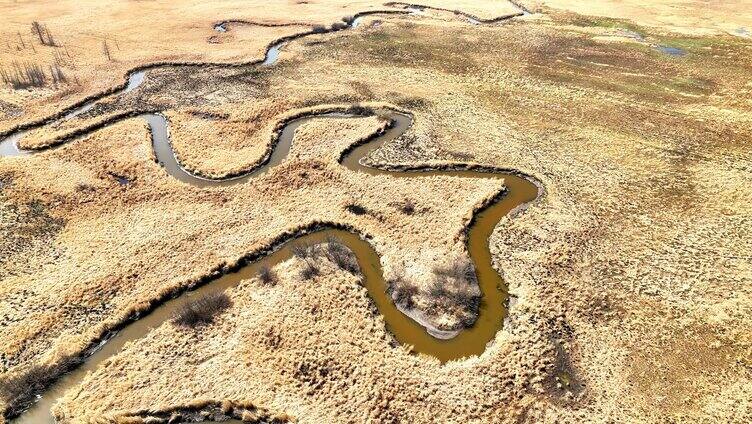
[4,10,540,423]
[11,110,539,423]
[657,45,686,56]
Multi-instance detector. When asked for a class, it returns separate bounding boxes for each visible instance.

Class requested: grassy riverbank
[1,1,751,423]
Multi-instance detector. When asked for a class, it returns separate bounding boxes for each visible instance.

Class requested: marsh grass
[0,357,80,418]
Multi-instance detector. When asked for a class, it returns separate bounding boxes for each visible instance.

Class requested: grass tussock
[172,293,232,327]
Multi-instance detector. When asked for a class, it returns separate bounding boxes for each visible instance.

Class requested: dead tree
[3,61,47,89]
[102,40,112,60]
[44,26,56,46]
[31,21,45,44]
[30,21,56,46]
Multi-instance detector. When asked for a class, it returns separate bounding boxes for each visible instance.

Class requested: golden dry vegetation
[526,0,752,35]
[0,0,427,132]
[1,0,752,423]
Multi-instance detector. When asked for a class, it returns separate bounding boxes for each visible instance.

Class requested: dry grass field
[1,1,751,423]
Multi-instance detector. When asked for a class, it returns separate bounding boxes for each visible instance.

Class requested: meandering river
[0,9,539,423]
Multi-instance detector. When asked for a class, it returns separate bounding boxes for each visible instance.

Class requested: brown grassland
[1,0,751,423]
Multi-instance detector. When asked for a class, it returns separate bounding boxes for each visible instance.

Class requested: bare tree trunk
[31,21,44,44]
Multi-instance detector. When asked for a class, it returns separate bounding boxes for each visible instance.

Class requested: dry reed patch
[171,293,233,328]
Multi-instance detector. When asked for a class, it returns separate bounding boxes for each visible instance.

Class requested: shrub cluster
[257,265,277,285]
[386,273,419,310]
[345,203,368,215]
[323,236,360,274]
[172,293,233,327]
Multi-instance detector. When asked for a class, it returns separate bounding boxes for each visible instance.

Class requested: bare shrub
[400,199,416,215]
[291,241,319,259]
[258,265,277,285]
[172,293,232,327]
[324,236,359,274]
[291,242,307,258]
[427,259,481,325]
[300,262,320,280]
[387,274,419,309]
[375,109,393,122]
[345,203,368,215]
[428,279,450,299]
[311,25,327,33]
[292,240,324,280]
[433,259,477,286]
[330,21,348,31]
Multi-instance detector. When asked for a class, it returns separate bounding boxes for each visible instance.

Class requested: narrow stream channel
[10,109,539,423]
[1,10,539,424]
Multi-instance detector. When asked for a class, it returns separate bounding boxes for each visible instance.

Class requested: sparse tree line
[2,20,121,89]
[0,61,72,89]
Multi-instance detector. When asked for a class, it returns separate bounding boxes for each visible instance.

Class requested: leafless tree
[102,40,112,60]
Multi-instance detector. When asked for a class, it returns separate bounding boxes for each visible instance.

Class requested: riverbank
[1,2,750,423]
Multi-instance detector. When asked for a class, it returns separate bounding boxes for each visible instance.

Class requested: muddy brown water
[12,110,539,423]
[3,10,539,423]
